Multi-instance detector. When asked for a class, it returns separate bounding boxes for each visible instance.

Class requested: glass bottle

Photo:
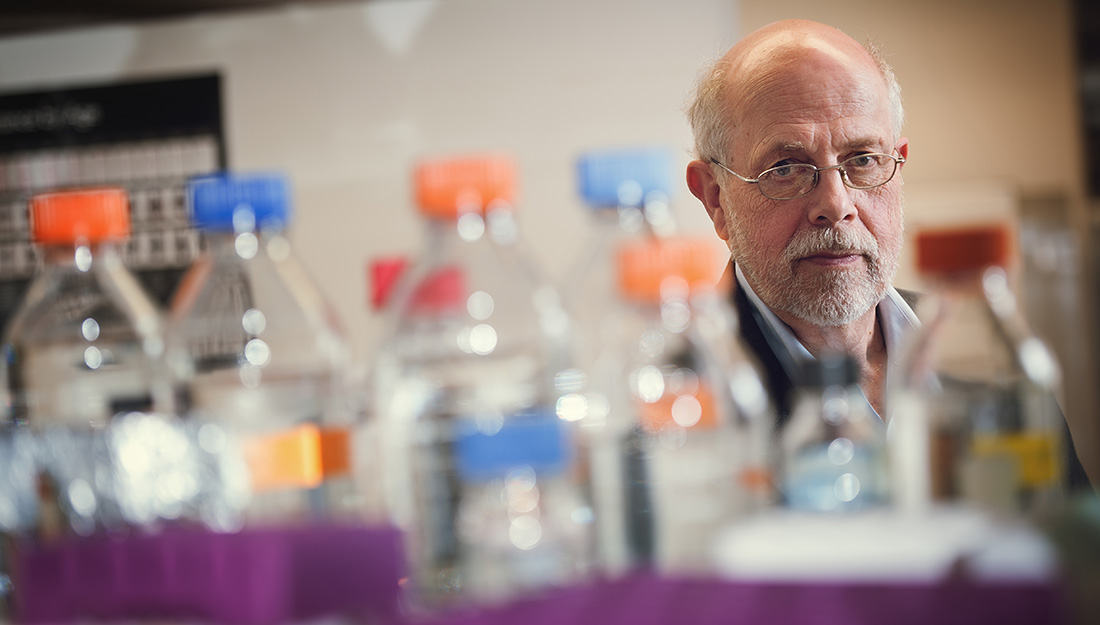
[589,236,772,574]
[889,224,1064,518]
[782,354,888,512]
[166,172,354,526]
[453,413,589,605]
[0,187,183,536]
[371,154,588,611]
[565,145,677,369]
[2,187,169,428]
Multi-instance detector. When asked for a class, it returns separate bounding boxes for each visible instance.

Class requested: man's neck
[775,306,888,415]
[773,306,881,361]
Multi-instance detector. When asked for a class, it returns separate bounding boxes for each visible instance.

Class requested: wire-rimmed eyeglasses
[709,152,906,201]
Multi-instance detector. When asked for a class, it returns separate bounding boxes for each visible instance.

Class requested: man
[684,19,1090,489]
[686,19,908,422]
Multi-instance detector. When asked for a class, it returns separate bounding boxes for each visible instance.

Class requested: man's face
[717,47,906,327]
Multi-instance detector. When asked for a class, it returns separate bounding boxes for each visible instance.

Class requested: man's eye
[770,163,800,178]
[846,154,877,168]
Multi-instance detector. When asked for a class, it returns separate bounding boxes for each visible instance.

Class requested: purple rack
[11,524,405,625]
[411,573,1071,625]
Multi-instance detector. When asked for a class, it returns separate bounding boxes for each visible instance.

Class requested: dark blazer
[724,261,1092,492]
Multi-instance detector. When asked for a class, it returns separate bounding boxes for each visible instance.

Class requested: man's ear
[686,159,730,242]
[895,137,909,166]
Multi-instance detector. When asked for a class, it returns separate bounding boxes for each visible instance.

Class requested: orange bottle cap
[915,224,1010,276]
[414,155,516,218]
[617,237,719,302]
[30,187,130,244]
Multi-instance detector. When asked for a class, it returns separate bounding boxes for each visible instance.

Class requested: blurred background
[0,0,1096,481]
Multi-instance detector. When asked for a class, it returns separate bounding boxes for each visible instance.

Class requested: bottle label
[971,432,1061,487]
[636,384,717,432]
[242,424,354,493]
[320,426,352,478]
[243,424,324,492]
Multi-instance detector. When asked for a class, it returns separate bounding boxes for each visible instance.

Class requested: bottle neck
[423,207,518,246]
[920,265,1023,322]
[41,240,123,270]
[921,265,1006,295]
[203,229,289,261]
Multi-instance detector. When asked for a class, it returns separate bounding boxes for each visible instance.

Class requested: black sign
[0,73,223,156]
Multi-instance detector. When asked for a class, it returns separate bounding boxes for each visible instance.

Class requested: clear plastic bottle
[1,187,169,428]
[889,224,1064,518]
[165,172,354,526]
[566,147,675,373]
[588,236,772,574]
[565,147,674,573]
[453,413,589,605]
[371,155,586,611]
[782,354,888,512]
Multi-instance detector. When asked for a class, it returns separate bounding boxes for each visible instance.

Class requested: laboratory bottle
[165,172,355,527]
[371,154,586,611]
[0,187,195,536]
[587,236,773,575]
[565,146,677,394]
[781,354,888,512]
[453,413,590,606]
[889,224,1064,518]
[1,187,169,429]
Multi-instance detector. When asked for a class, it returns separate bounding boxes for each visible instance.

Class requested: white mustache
[782,227,879,265]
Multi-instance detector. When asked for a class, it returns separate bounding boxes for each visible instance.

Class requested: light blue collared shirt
[734,264,921,422]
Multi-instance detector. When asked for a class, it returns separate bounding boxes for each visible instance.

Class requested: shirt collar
[733,263,922,419]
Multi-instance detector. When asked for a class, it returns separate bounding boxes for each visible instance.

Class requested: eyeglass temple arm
[707,158,759,184]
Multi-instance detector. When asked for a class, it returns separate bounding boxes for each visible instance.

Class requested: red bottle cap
[915,224,1011,276]
[31,187,130,244]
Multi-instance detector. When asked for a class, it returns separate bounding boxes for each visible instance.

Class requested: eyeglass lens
[758,154,899,199]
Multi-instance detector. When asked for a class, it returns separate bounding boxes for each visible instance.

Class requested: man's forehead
[723,31,891,150]
[731,30,866,76]
[725,21,872,76]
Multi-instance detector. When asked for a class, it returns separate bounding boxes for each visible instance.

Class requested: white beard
[727,218,898,327]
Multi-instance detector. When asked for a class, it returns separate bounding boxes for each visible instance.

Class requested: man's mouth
[798,251,865,266]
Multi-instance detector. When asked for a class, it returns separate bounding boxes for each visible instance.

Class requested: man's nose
[806,166,857,226]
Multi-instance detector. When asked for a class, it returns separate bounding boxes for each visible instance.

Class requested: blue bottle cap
[455,411,570,482]
[577,147,675,209]
[188,173,291,232]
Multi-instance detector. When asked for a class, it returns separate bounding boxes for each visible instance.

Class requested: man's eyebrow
[772,142,807,155]
[760,138,889,161]
[753,142,808,164]
[844,138,889,151]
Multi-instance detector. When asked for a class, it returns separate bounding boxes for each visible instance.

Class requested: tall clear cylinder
[165,173,354,527]
[371,155,588,612]
[2,187,169,430]
[582,236,773,574]
[888,224,1064,518]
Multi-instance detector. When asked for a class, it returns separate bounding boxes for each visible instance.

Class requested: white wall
[0,0,740,355]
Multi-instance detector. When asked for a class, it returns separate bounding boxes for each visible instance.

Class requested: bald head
[688,20,903,163]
